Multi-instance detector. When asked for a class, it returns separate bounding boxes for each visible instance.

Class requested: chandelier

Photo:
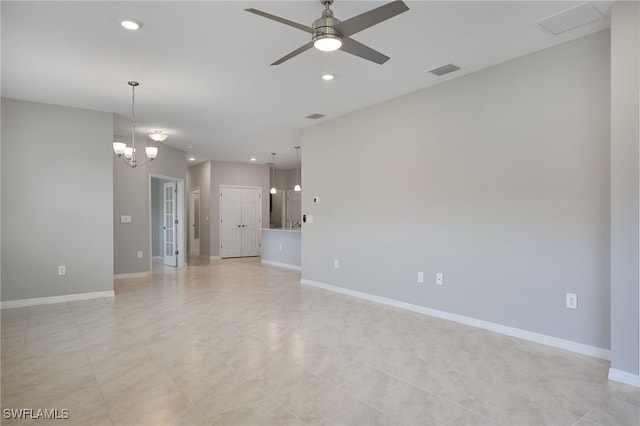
[113,81,159,168]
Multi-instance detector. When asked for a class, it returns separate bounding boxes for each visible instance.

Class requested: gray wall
[1,98,114,301]
[301,32,611,350]
[113,141,186,274]
[273,168,301,191]
[209,160,270,257]
[610,1,639,375]
[186,161,211,257]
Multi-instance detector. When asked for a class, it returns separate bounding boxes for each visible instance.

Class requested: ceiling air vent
[428,64,460,77]
[535,3,606,36]
[305,113,325,120]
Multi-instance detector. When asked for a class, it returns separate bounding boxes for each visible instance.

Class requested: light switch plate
[120,215,132,224]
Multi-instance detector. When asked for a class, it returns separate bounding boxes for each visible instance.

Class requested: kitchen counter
[261,228,301,270]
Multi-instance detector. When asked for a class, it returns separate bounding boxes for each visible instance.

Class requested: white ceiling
[1,1,611,168]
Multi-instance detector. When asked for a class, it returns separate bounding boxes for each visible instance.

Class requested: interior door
[220,186,262,258]
[220,187,242,258]
[190,188,200,256]
[241,188,262,256]
[163,181,177,266]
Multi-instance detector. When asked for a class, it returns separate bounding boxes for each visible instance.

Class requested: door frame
[189,187,201,256]
[149,174,185,269]
[162,181,178,266]
[219,185,262,258]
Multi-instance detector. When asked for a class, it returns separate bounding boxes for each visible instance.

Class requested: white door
[220,186,262,258]
[286,190,301,227]
[220,187,243,258]
[241,188,262,256]
[190,188,200,256]
[163,181,177,266]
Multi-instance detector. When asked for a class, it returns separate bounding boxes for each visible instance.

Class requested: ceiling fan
[246,0,409,65]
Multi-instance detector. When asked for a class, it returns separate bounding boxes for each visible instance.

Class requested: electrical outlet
[436,273,443,285]
[334,259,339,269]
[566,293,577,309]
[137,251,143,259]
[417,272,424,283]
[58,265,66,276]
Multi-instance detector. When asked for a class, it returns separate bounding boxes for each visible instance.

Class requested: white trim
[114,271,151,279]
[609,368,640,387]
[210,256,221,260]
[261,259,302,271]
[301,279,610,361]
[1,291,115,309]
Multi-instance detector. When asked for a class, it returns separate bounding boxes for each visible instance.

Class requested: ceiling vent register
[428,64,460,77]
[305,113,326,120]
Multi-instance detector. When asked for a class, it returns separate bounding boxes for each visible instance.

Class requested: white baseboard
[114,271,151,279]
[609,368,640,387]
[1,291,115,309]
[210,256,221,260]
[152,256,163,261]
[261,259,302,271]
[300,279,611,361]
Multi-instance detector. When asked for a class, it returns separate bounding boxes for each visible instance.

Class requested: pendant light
[113,81,159,168]
[270,153,277,194]
[294,146,301,192]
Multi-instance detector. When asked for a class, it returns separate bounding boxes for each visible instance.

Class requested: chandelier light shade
[270,153,277,194]
[148,130,169,142]
[294,146,301,192]
[113,81,159,168]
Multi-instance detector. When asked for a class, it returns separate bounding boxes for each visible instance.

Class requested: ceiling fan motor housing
[312,8,342,43]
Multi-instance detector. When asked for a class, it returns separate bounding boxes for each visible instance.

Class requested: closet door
[220,187,242,258]
[241,188,262,256]
[220,186,262,258]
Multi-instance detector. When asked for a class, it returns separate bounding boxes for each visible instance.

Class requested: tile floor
[1,257,639,426]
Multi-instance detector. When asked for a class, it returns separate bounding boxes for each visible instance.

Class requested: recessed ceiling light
[322,74,334,81]
[188,156,195,162]
[120,19,142,30]
[250,157,257,162]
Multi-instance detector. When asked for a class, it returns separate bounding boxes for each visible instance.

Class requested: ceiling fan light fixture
[313,35,342,52]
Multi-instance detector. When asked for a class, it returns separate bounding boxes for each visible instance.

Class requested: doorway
[189,188,201,256]
[219,186,262,258]
[150,175,185,268]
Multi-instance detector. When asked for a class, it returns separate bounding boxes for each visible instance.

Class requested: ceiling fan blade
[340,37,390,65]
[271,42,314,65]
[334,0,409,37]
[245,8,313,33]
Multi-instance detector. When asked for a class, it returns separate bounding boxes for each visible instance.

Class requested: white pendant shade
[113,142,126,155]
[145,146,159,159]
